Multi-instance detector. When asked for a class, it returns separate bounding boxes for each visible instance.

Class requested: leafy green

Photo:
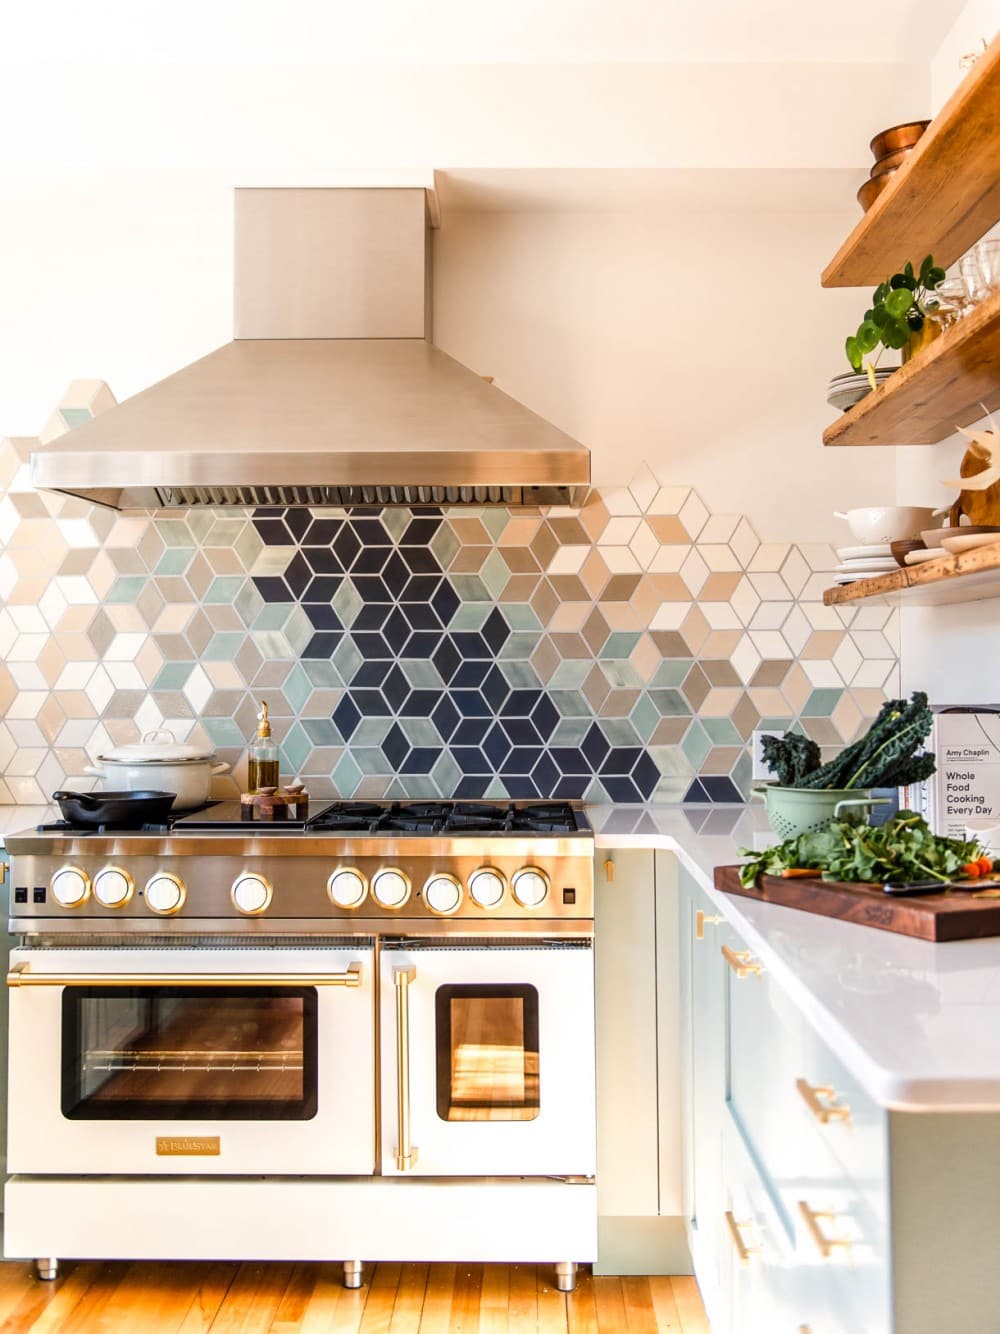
[759,733,821,787]
[844,254,946,374]
[738,812,984,889]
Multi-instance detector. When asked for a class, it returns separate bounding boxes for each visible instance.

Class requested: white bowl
[835,506,938,544]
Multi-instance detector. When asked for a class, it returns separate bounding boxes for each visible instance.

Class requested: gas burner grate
[35,819,174,835]
[305,800,586,836]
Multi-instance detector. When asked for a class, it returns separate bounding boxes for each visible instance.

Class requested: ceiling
[1,0,967,65]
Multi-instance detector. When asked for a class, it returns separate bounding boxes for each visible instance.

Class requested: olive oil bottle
[248,700,279,792]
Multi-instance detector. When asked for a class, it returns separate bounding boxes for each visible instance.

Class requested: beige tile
[602,689,640,716]
[700,572,743,602]
[500,574,541,603]
[748,687,789,715]
[578,493,610,542]
[700,687,743,717]
[529,523,559,569]
[731,693,761,739]
[548,575,589,604]
[647,514,690,545]
[450,546,491,573]
[603,603,641,632]
[680,606,711,654]
[682,664,711,710]
[498,516,542,547]
[649,630,689,658]
[703,660,740,687]
[550,632,590,659]
[582,665,610,712]
[702,746,743,775]
[651,717,690,745]
[701,630,742,658]
[780,663,812,713]
[579,551,611,598]
[582,608,610,654]
[549,603,590,632]
[529,636,560,685]
[750,659,793,687]
[499,546,539,574]
[801,630,846,660]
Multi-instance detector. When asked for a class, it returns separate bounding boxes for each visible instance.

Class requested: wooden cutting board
[714,865,1000,941]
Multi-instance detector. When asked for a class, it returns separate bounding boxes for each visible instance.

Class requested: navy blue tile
[302,548,343,575]
[483,724,512,768]
[454,747,490,774]
[401,747,439,774]
[453,660,489,688]
[400,547,440,575]
[350,689,392,717]
[382,553,411,598]
[303,518,342,546]
[400,603,440,630]
[304,605,341,630]
[352,661,391,687]
[284,508,312,541]
[333,696,362,740]
[253,507,284,519]
[453,718,490,746]
[399,690,440,717]
[504,690,541,718]
[481,608,510,654]
[452,632,490,659]
[350,518,392,547]
[531,752,559,793]
[354,604,391,631]
[431,581,459,625]
[333,527,361,568]
[683,779,712,804]
[381,608,411,654]
[405,630,447,658]
[453,690,491,717]
[431,695,461,740]
[581,723,611,769]
[602,747,642,776]
[282,552,313,599]
[700,776,742,804]
[504,775,541,798]
[402,575,441,604]
[353,576,393,603]
[530,696,559,735]
[251,518,289,545]
[381,723,410,769]
[632,752,660,799]
[352,546,390,575]
[352,632,392,659]
[302,576,341,603]
[503,746,542,776]
[501,717,541,747]
[302,632,342,659]
[455,776,489,799]
[402,517,442,544]
[380,666,410,711]
[252,576,291,604]
[550,748,591,776]
[603,775,642,803]
[553,775,588,799]
[481,666,511,712]
[432,638,462,684]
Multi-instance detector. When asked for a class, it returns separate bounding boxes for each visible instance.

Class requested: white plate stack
[834,543,899,583]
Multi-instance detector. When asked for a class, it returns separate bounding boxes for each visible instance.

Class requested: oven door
[379,940,595,1177]
[7,945,374,1176]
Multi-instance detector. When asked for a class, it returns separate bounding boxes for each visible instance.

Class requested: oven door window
[61,986,318,1120]
[435,984,539,1122]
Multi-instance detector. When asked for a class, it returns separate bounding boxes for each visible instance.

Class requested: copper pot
[869,120,930,160]
[858,172,895,213]
[871,146,913,178]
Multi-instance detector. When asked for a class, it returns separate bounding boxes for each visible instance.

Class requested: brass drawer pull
[721,945,762,978]
[798,1200,854,1260]
[796,1078,852,1125]
[724,1210,760,1265]
[696,909,722,940]
[7,963,362,988]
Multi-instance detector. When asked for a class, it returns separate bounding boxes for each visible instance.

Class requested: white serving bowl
[834,506,938,544]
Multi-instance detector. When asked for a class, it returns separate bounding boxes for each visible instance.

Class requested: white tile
[182,664,213,713]
[728,517,760,568]
[680,491,709,539]
[730,634,762,685]
[599,517,641,545]
[801,660,842,688]
[650,603,691,631]
[748,542,791,573]
[648,486,690,515]
[680,549,709,596]
[547,545,589,575]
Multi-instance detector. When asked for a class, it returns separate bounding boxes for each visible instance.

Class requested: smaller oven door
[7,946,374,1176]
[379,941,595,1177]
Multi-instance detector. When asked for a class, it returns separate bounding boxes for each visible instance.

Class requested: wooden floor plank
[300,1272,369,1334]
[388,1263,428,1332]
[566,1269,599,1334]
[177,1263,241,1333]
[505,1263,538,1331]
[477,1265,508,1334]
[646,1277,682,1331]
[413,1262,455,1334]
[94,1261,231,1334]
[620,1277,658,1334]
[358,1263,401,1334]
[535,1264,568,1333]
[0,1261,106,1334]
[592,1276,628,1334]
[446,1265,482,1333]
[210,1263,296,1334]
[0,1267,47,1327]
[668,1278,710,1334]
[269,1263,319,1331]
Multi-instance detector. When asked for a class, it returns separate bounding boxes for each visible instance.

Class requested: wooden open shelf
[823,34,1000,288]
[823,287,1000,447]
[824,540,1000,606]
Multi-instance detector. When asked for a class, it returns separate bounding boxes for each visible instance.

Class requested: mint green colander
[753,785,889,841]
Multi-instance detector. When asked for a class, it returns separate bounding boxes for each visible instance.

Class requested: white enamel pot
[84,730,231,810]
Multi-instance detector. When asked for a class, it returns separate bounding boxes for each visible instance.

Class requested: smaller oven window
[61,986,318,1120]
[435,984,539,1122]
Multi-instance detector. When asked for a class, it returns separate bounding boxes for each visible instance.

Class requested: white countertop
[591,802,1000,1114]
[4,801,1000,1112]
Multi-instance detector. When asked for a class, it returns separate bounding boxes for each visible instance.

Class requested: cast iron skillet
[52,790,177,828]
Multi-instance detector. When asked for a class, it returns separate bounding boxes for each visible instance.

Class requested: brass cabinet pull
[394,965,418,1171]
[721,945,762,978]
[604,858,615,883]
[724,1210,761,1265]
[797,1200,853,1259]
[796,1077,852,1125]
[6,963,362,988]
[696,909,722,940]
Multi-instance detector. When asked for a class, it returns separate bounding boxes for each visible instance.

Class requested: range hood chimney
[30,188,591,510]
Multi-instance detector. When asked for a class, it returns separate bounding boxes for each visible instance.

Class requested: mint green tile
[550,690,591,718]
[280,722,311,774]
[251,546,296,576]
[652,775,692,802]
[303,660,343,687]
[548,661,590,689]
[354,718,393,745]
[252,629,292,658]
[153,662,193,690]
[282,606,313,656]
[500,662,541,689]
[802,688,844,718]
[432,751,460,794]
[630,694,660,743]
[106,575,146,604]
[332,752,363,794]
[681,719,713,769]
[430,525,460,568]
[234,525,265,571]
[154,548,194,576]
[253,604,292,632]
[202,718,246,748]
[186,510,215,543]
[154,519,194,548]
[332,579,362,628]
[481,508,510,542]
[650,688,692,717]
[60,407,92,428]
[234,582,264,628]
[483,777,509,800]
[356,748,393,776]
[398,775,439,799]
[302,718,343,746]
[601,661,642,690]
[400,659,444,689]
[650,745,695,778]
[551,719,590,746]
[703,717,742,745]
[500,605,542,632]
[499,632,541,661]
[282,663,313,713]
[479,550,510,599]
[450,603,490,630]
[451,574,489,602]
[203,632,246,662]
[204,577,246,604]
[333,638,363,682]
[758,716,793,731]
[584,777,611,803]
[380,508,410,542]
[650,660,693,687]
[602,719,640,747]
[206,519,247,547]
[601,632,642,660]
[400,719,440,747]
[731,750,753,799]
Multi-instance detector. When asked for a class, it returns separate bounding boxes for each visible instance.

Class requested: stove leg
[35,1258,59,1282]
[343,1260,364,1289]
[554,1261,578,1293]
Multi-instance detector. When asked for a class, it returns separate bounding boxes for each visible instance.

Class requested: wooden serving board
[714,865,1000,942]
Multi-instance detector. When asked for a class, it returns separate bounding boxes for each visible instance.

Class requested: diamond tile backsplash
[0,382,900,804]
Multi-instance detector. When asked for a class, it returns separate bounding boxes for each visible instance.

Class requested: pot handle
[82,765,105,779]
[52,790,99,808]
[833,512,848,520]
[833,797,891,819]
[210,762,232,776]
[142,729,177,745]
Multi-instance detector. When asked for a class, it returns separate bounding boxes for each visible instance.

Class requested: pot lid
[98,729,217,764]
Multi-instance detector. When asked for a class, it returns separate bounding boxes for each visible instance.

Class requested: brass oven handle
[796,1077,852,1125]
[797,1200,854,1260]
[724,1210,761,1265]
[696,909,722,940]
[394,965,418,1171]
[721,945,762,978]
[6,963,363,988]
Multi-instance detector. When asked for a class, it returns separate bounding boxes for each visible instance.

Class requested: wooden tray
[714,865,1000,942]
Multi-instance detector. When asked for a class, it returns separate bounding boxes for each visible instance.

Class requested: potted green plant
[845,255,946,388]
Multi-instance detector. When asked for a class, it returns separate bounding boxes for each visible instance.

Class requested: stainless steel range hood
[30,188,590,509]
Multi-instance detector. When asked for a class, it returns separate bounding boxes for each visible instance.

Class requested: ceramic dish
[833,568,899,582]
[836,559,899,571]
[921,525,1000,548]
[836,544,893,561]
[940,533,1000,555]
[905,548,947,565]
[836,506,937,544]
